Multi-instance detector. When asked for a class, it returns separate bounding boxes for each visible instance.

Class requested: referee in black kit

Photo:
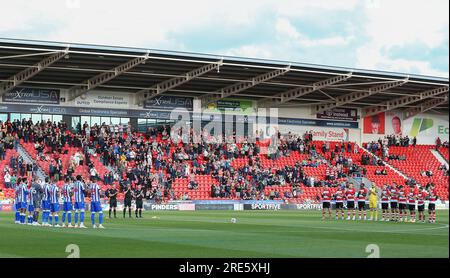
[106,182,118,218]
[134,184,144,218]
[123,183,133,218]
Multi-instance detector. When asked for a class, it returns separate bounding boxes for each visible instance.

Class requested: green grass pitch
[0,211,448,258]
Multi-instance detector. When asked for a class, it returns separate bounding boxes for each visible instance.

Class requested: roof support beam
[403,93,449,119]
[258,73,352,107]
[314,78,409,114]
[363,86,449,117]
[136,60,223,105]
[201,66,291,106]
[0,49,69,96]
[67,55,149,101]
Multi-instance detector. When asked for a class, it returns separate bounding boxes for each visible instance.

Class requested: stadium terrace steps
[434,148,449,165]
[16,144,47,181]
[361,144,408,180]
[438,147,449,162]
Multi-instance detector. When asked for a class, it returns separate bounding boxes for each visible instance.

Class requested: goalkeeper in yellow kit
[369,183,379,221]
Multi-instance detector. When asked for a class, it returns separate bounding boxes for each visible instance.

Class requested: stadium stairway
[359,145,408,180]
[17,144,47,181]
[431,149,449,169]
[438,147,449,162]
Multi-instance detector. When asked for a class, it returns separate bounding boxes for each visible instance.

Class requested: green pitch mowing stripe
[0,211,448,258]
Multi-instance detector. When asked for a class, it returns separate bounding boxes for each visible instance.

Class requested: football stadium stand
[0,38,448,203]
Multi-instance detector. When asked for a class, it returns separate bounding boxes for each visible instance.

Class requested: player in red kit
[398,186,407,222]
[389,183,399,221]
[321,185,332,221]
[356,184,368,220]
[427,185,438,223]
[407,190,417,223]
[417,187,427,223]
[334,185,345,220]
[380,185,390,221]
[345,183,356,220]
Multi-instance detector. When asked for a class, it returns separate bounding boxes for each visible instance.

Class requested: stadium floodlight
[136,59,224,105]
[67,54,150,101]
[403,92,449,119]
[363,86,449,117]
[0,48,69,96]
[258,72,352,107]
[314,78,409,114]
[201,66,291,107]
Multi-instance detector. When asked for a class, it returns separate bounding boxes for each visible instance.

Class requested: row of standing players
[13,175,146,228]
[13,177,439,225]
[321,182,438,223]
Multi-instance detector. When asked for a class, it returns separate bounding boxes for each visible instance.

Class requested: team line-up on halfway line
[11,175,441,229]
[320,182,439,223]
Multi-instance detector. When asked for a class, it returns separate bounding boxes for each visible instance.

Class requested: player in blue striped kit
[49,182,61,227]
[89,177,105,229]
[40,177,51,226]
[73,175,87,228]
[61,177,74,228]
[26,179,37,225]
[15,178,28,224]
[14,183,21,224]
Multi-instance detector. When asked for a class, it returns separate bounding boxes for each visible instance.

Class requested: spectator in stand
[371,155,377,166]
[3,171,11,189]
[0,139,5,160]
[9,155,16,170]
[188,174,198,190]
[382,146,389,159]
[89,167,99,181]
[438,164,448,176]
[436,137,442,150]
[26,163,33,179]
[10,172,17,188]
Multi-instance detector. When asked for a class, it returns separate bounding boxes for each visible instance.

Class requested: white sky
[0,0,448,77]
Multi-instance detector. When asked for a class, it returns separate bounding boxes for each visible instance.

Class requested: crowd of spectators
[1,118,107,185]
[1,117,448,203]
[1,121,38,189]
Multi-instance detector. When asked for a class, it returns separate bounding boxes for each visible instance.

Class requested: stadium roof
[0,38,448,117]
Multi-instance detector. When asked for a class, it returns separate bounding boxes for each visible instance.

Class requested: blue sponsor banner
[144,96,193,111]
[1,103,357,129]
[2,87,60,104]
[0,103,174,119]
[277,117,358,129]
[135,110,172,119]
